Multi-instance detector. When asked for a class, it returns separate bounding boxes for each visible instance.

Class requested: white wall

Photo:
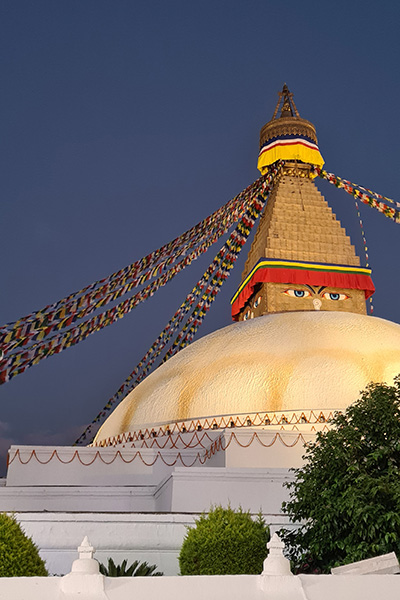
[16,512,293,576]
[1,567,399,600]
[2,432,303,575]
[1,534,399,600]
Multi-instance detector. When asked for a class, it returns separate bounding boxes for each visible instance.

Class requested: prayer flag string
[74,163,281,445]
[0,179,261,341]
[352,195,374,314]
[313,167,400,222]
[0,217,239,382]
[1,196,247,355]
[0,172,275,385]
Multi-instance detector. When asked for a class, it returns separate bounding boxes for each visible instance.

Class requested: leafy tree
[179,505,270,575]
[99,557,163,577]
[281,379,400,573]
[0,513,48,576]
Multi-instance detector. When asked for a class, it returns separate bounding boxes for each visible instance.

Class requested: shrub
[99,557,163,576]
[0,513,48,576]
[281,379,400,573]
[179,505,269,575]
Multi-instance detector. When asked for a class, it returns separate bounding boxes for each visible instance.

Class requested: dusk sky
[1,1,399,470]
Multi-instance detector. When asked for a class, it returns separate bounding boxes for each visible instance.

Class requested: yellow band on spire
[257,139,324,173]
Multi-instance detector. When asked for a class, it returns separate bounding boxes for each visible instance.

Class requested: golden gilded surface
[237,164,366,319]
[239,283,366,321]
[242,166,360,278]
[260,116,318,148]
[94,312,400,443]
[259,85,316,147]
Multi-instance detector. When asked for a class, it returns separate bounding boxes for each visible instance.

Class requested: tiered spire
[230,87,374,321]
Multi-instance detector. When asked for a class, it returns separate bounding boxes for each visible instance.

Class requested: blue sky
[0,1,399,467]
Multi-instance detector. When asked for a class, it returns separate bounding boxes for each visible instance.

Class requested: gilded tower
[231,86,375,321]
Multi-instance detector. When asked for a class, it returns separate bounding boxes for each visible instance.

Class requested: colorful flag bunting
[74,163,281,445]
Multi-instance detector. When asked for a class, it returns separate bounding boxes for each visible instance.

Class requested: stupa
[2,86,400,576]
[93,86,392,446]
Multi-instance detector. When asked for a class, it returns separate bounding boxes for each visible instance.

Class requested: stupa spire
[258,85,324,174]
[271,84,300,119]
[230,87,375,321]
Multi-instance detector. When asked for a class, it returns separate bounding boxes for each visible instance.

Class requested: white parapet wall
[16,511,293,576]
[5,429,313,488]
[5,570,400,600]
[1,536,399,600]
[1,428,310,513]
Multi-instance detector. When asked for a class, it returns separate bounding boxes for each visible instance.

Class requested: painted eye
[322,292,349,301]
[284,289,311,298]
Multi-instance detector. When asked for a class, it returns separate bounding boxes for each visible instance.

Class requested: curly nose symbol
[313,298,322,311]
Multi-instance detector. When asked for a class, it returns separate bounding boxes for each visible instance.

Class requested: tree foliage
[0,513,48,577]
[179,505,270,575]
[99,557,163,577]
[281,379,400,573]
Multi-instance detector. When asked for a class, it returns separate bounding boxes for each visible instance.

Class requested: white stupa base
[0,428,311,575]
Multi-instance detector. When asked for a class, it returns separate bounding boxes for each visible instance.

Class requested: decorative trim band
[257,135,324,173]
[230,259,375,319]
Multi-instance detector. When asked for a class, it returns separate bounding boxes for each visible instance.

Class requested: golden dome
[94,312,400,444]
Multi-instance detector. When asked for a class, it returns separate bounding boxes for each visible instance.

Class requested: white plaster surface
[15,512,292,576]
[0,466,294,514]
[1,431,304,575]
[6,429,307,487]
[95,312,400,443]
[167,467,293,513]
[331,552,400,575]
[0,569,399,600]
[6,444,199,487]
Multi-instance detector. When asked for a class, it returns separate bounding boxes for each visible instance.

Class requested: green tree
[179,505,270,575]
[281,379,400,573]
[0,513,48,576]
[99,557,162,577]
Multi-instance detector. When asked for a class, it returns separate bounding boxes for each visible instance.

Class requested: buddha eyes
[284,289,311,298]
[283,289,349,301]
[322,292,349,301]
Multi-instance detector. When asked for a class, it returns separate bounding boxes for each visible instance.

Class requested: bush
[0,513,48,576]
[281,379,400,573]
[179,505,269,575]
[99,557,163,576]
